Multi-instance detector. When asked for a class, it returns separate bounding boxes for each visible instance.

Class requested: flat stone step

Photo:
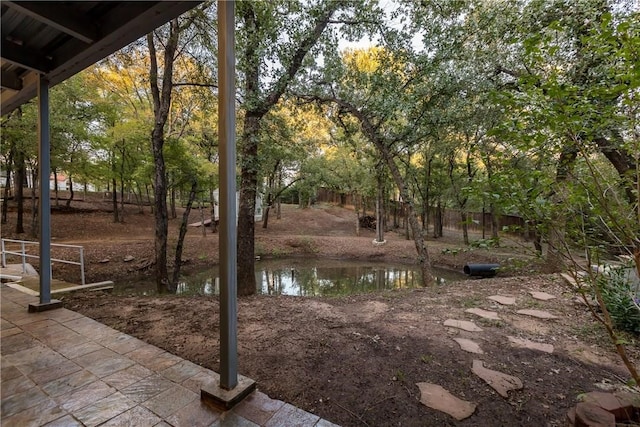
[516,309,559,320]
[465,308,500,320]
[488,295,516,305]
[472,360,523,398]
[507,336,554,353]
[416,382,477,421]
[529,291,556,301]
[453,338,484,354]
[575,402,615,427]
[444,319,483,332]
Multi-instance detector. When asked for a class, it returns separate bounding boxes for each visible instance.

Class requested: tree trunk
[199,200,206,237]
[30,169,38,238]
[262,201,271,228]
[170,175,177,219]
[53,168,59,207]
[135,183,144,214]
[151,127,169,292]
[595,135,637,205]
[147,19,180,293]
[460,211,469,245]
[404,204,410,240]
[546,147,578,272]
[66,176,74,208]
[111,177,118,222]
[2,146,15,225]
[236,1,341,296]
[171,178,198,289]
[119,175,125,222]
[434,202,443,238]
[373,139,432,285]
[237,113,261,296]
[354,191,361,236]
[146,184,153,213]
[375,175,384,243]
[490,203,499,241]
[15,149,25,234]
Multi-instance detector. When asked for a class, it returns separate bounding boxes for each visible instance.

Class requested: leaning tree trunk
[171,178,198,290]
[378,142,432,285]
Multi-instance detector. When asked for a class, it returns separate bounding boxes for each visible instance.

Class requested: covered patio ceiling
[1,1,200,114]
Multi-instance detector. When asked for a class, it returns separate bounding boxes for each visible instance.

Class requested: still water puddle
[116,258,467,297]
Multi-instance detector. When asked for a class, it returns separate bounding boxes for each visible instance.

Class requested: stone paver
[416,382,476,421]
[581,391,637,421]
[471,360,523,398]
[507,336,554,353]
[444,319,483,332]
[575,402,615,427]
[452,338,484,354]
[487,295,516,305]
[516,309,559,320]
[465,308,500,320]
[0,284,338,427]
[529,291,556,301]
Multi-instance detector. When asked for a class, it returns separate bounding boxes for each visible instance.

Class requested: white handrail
[1,239,86,286]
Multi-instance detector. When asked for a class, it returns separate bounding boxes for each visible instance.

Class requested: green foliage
[469,238,499,249]
[596,268,640,335]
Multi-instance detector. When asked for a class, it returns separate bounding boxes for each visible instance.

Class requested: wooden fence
[315,188,527,236]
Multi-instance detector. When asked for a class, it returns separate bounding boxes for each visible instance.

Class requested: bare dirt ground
[2,194,639,426]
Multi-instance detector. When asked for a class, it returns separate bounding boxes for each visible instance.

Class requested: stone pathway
[529,291,556,301]
[508,336,554,353]
[443,319,483,332]
[487,295,516,305]
[516,309,559,320]
[416,383,476,421]
[471,360,523,398]
[0,285,339,427]
[453,338,484,354]
[465,308,500,320]
[419,288,564,421]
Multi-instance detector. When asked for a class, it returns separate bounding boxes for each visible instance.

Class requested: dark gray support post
[29,75,62,312]
[218,0,238,390]
[201,0,255,408]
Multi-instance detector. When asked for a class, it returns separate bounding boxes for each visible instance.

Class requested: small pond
[116,258,468,296]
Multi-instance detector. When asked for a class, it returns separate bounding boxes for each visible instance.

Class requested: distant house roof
[1,1,201,115]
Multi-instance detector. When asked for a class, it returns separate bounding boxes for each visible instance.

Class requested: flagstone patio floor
[1,284,339,427]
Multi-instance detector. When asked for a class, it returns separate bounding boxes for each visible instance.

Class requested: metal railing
[1,238,85,286]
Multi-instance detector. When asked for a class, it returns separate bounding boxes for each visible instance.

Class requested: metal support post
[38,75,52,304]
[218,0,238,391]
[29,75,62,312]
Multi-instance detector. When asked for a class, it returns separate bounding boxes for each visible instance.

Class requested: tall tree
[235,1,373,295]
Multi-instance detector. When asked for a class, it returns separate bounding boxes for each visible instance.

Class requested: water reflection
[117,259,466,296]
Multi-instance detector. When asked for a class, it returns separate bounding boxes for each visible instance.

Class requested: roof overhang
[1,1,201,115]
